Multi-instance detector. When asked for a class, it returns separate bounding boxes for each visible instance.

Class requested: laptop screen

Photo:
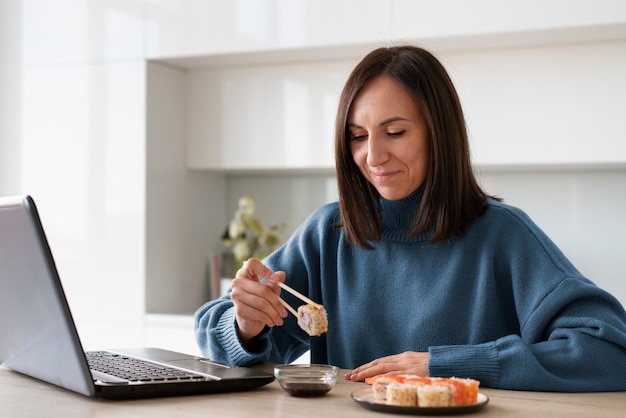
[0,195,95,396]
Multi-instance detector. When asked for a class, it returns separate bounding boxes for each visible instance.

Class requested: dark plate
[351,388,489,415]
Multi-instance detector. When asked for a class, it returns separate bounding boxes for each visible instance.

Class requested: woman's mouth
[371,171,397,182]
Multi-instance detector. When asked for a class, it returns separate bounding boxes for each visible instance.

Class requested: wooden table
[1,364,625,417]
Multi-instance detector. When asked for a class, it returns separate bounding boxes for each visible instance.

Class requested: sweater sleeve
[194,293,309,366]
[194,296,269,365]
[428,275,626,392]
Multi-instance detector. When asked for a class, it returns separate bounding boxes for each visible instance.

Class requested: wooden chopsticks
[275,281,323,318]
[278,297,298,317]
[276,281,322,308]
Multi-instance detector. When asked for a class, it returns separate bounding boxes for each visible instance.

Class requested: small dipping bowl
[274,364,338,397]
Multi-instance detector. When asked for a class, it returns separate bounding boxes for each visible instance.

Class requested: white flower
[223,194,285,263]
[232,240,251,262]
[238,195,256,216]
[228,218,245,239]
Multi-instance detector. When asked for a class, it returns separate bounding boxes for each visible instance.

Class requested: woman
[195,45,626,392]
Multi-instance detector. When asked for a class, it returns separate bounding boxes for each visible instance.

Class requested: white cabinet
[186,58,356,171]
[445,40,626,166]
[176,37,626,171]
[146,0,626,61]
[153,0,626,172]
[145,0,391,59]
[22,0,144,66]
[391,0,626,45]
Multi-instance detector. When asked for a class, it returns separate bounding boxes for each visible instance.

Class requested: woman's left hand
[344,351,430,382]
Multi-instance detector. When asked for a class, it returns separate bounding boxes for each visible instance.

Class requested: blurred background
[1,0,625,357]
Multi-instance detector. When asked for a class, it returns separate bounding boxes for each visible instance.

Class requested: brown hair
[335,45,494,248]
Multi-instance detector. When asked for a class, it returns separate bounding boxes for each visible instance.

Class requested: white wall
[0,0,22,195]
[145,62,222,314]
[3,0,150,349]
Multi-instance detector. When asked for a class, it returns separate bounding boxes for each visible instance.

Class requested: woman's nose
[366,135,388,167]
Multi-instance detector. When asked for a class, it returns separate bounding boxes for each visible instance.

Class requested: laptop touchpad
[166,360,267,380]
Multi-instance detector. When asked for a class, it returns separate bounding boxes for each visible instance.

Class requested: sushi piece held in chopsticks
[297,303,328,336]
[276,282,328,336]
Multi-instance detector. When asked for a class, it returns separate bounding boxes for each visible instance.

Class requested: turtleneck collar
[376,188,431,244]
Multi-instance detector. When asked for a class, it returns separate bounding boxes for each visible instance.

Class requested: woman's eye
[350,133,367,141]
[387,130,405,137]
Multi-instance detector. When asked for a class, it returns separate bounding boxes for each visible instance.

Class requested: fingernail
[281,308,288,318]
[269,273,279,282]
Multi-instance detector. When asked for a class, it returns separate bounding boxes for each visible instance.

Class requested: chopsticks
[273,281,323,318]
[278,297,298,317]
[276,281,322,308]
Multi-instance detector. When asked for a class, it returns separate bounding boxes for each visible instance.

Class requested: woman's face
[348,76,430,200]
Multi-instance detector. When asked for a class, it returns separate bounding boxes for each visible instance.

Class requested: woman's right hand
[229,258,288,345]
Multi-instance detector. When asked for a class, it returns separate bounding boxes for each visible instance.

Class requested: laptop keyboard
[86,351,205,382]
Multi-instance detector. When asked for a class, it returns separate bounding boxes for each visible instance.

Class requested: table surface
[1,364,625,417]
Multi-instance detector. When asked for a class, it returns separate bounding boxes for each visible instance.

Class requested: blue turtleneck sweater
[195,191,626,392]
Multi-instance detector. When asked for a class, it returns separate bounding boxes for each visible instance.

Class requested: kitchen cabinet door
[186,58,357,171]
[146,0,391,59]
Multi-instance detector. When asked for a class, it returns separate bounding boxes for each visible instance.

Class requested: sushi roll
[447,377,480,405]
[297,303,328,336]
[366,374,480,407]
[417,384,454,407]
[386,382,418,406]
[367,375,406,402]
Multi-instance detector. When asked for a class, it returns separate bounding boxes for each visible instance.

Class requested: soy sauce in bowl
[274,364,338,397]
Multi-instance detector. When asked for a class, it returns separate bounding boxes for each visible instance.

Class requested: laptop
[0,195,274,400]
